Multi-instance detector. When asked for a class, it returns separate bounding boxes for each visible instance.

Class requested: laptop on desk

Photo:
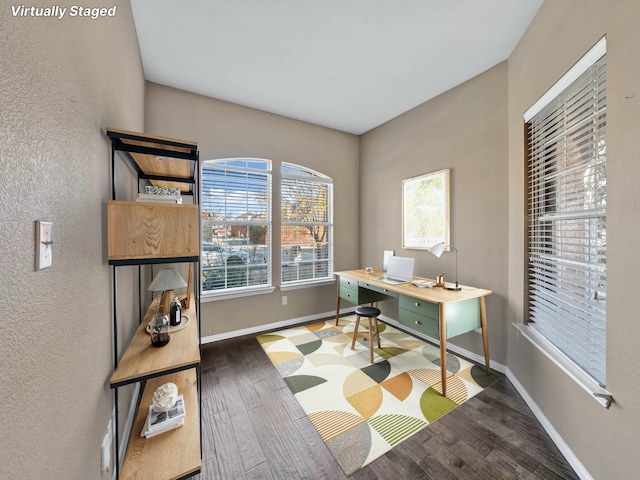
[373,256,415,285]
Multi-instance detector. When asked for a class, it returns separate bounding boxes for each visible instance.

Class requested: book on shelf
[141,395,185,438]
[136,193,183,204]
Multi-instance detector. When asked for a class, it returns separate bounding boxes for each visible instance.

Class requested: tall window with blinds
[201,159,271,293]
[281,163,333,285]
[526,42,607,385]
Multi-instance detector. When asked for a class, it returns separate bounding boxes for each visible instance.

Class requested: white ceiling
[131,0,542,135]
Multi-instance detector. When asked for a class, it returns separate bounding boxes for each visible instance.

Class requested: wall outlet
[282,295,287,305]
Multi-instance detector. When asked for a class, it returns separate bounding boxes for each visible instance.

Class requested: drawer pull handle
[415,320,422,325]
[414,302,420,307]
[347,294,351,297]
[384,289,389,293]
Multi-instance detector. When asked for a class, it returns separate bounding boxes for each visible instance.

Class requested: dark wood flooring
[192,324,579,480]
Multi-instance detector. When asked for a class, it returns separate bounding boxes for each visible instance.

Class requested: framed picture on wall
[402,168,450,249]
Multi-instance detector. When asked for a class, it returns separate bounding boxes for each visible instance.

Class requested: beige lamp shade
[148,268,188,292]
[148,268,188,315]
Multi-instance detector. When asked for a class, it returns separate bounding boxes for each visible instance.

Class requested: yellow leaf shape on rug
[308,410,366,442]
[267,350,303,365]
[381,372,413,401]
[256,334,284,345]
[305,321,330,332]
[346,384,383,419]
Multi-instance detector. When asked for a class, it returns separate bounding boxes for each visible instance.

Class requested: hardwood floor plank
[201,367,227,415]
[218,366,267,471]
[245,462,275,480]
[247,405,301,480]
[207,409,247,480]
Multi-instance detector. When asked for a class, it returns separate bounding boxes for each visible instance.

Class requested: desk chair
[351,306,382,363]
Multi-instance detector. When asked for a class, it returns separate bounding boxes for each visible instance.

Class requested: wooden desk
[334,269,492,397]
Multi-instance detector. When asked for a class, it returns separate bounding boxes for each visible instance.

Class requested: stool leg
[351,315,361,350]
[374,317,381,348]
[368,317,374,363]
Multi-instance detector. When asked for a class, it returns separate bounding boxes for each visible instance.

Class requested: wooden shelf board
[120,370,201,480]
[107,201,200,262]
[110,300,200,387]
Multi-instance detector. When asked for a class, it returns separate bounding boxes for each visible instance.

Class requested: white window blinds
[526,42,607,386]
[281,163,333,285]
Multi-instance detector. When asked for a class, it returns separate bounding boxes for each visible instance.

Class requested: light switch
[35,221,53,270]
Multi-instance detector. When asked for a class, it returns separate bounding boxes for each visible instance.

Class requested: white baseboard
[506,368,592,480]
[200,307,356,344]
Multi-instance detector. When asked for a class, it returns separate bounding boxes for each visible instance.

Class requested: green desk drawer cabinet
[359,281,399,299]
[339,277,391,305]
[399,295,481,340]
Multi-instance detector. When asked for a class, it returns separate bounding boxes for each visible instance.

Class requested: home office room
[2,1,639,479]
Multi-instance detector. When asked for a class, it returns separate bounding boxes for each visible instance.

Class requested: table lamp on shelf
[148,268,188,347]
[428,242,462,291]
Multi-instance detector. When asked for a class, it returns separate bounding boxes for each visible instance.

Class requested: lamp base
[445,284,462,291]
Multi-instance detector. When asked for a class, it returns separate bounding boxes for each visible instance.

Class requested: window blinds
[526,48,607,386]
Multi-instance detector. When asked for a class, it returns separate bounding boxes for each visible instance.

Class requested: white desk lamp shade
[428,242,446,258]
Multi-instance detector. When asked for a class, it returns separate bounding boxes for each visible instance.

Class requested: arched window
[281,163,333,286]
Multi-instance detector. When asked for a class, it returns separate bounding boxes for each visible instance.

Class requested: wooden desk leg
[479,296,491,374]
[439,304,447,397]
[335,281,341,326]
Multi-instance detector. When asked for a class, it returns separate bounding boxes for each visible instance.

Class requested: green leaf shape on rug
[361,360,391,383]
[297,339,323,355]
[420,387,457,423]
[375,347,408,361]
[469,365,501,388]
[284,375,327,394]
[368,414,427,447]
[256,334,284,345]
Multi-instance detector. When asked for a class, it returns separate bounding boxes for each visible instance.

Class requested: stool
[351,306,382,363]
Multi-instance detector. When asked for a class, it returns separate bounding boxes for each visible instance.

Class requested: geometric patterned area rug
[256,315,500,476]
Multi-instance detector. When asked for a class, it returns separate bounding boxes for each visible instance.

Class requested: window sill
[514,323,612,409]
[280,278,335,291]
[201,286,276,302]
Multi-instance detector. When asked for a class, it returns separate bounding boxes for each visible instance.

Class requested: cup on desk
[436,275,445,287]
[365,267,373,274]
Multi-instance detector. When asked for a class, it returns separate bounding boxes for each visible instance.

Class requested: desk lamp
[148,268,188,318]
[428,242,462,291]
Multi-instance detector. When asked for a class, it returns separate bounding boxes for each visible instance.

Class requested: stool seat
[355,306,381,317]
[351,306,382,363]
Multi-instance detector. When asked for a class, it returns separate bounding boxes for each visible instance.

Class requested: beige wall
[0,1,144,479]
[144,83,360,336]
[507,1,640,478]
[359,62,510,365]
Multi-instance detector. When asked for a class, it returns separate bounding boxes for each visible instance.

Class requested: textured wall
[359,63,510,365]
[507,1,640,478]
[0,2,144,478]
